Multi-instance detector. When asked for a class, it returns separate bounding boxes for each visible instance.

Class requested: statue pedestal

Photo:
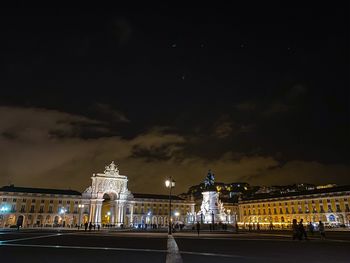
[198,191,226,223]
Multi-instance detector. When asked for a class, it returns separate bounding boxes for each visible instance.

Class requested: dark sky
[0,4,349,194]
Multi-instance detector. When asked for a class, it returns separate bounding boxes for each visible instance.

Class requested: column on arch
[119,202,125,224]
[94,200,103,224]
[114,200,120,225]
[89,202,96,223]
[130,204,134,226]
[110,204,115,224]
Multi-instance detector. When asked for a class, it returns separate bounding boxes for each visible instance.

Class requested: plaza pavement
[0,228,349,263]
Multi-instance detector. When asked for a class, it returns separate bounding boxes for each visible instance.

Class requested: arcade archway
[101,192,117,225]
[82,161,132,226]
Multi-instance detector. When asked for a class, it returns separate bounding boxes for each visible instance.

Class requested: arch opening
[102,193,115,225]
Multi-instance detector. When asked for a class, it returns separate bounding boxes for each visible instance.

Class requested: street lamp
[174,211,180,225]
[211,210,215,229]
[0,205,9,228]
[60,208,67,227]
[165,177,175,235]
[147,211,152,225]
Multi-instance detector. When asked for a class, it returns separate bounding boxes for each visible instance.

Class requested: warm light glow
[165,178,175,188]
[165,179,171,187]
[174,211,180,217]
[107,211,111,216]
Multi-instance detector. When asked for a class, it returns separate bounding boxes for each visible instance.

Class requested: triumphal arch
[82,161,133,225]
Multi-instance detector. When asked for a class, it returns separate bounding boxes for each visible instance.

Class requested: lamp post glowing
[174,211,180,224]
[60,208,67,227]
[0,206,9,228]
[165,177,175,235]
[147,211,152,225]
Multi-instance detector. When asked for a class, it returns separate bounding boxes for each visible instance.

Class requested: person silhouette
[319,221,326,239]
[298,219,308,240]
[196,221,200,236]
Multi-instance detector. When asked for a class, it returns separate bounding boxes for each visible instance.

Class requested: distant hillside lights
[316,184,337,189]
[183,182,343,201]
[182,181,250,201]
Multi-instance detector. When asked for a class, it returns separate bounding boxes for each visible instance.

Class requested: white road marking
[166,235,183,263]
[173,233,350,243]
[0,243,249,259]
[69,232,168,238]
[0,243,166,253]
[0,233,62,243]
[180,250,247,258]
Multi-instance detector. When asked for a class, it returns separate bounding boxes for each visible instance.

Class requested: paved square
[0,229,349,263]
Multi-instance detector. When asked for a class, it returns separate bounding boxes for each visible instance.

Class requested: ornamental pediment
[103,161,120,177]
[89,161,129,197]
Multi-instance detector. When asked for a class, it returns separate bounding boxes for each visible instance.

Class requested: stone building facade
[238,185,350,228]
[0,162,196,228]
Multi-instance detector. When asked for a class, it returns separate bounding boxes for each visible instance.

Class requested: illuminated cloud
[0,106,349,195]
[94,103,130,123]
[236,101,256,112]
[214,121,233,139]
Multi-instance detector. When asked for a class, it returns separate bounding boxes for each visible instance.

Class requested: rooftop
[133,193,185,201]
[0,185,81,196]
[240,185,350,202]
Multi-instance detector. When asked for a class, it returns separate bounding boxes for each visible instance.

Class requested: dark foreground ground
[0,229,349,263]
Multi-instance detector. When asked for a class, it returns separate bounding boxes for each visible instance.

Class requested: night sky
[1,4,349,194]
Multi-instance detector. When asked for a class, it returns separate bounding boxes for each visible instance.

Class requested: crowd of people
[76,219,328,241]
[292,219,326,240]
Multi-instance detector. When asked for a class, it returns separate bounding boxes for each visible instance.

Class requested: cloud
[0,106,101,142]
[248,161,350,186]
[0,107,186,192]
[131,128,185,161]
[236,84,308,118]
[213,117,254,139]
[286,84,307,100]
[261,102,289,117]
[94,103,130,123]
[236,101,256,112]
[0,106,349,195]
[214,121,233,139]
